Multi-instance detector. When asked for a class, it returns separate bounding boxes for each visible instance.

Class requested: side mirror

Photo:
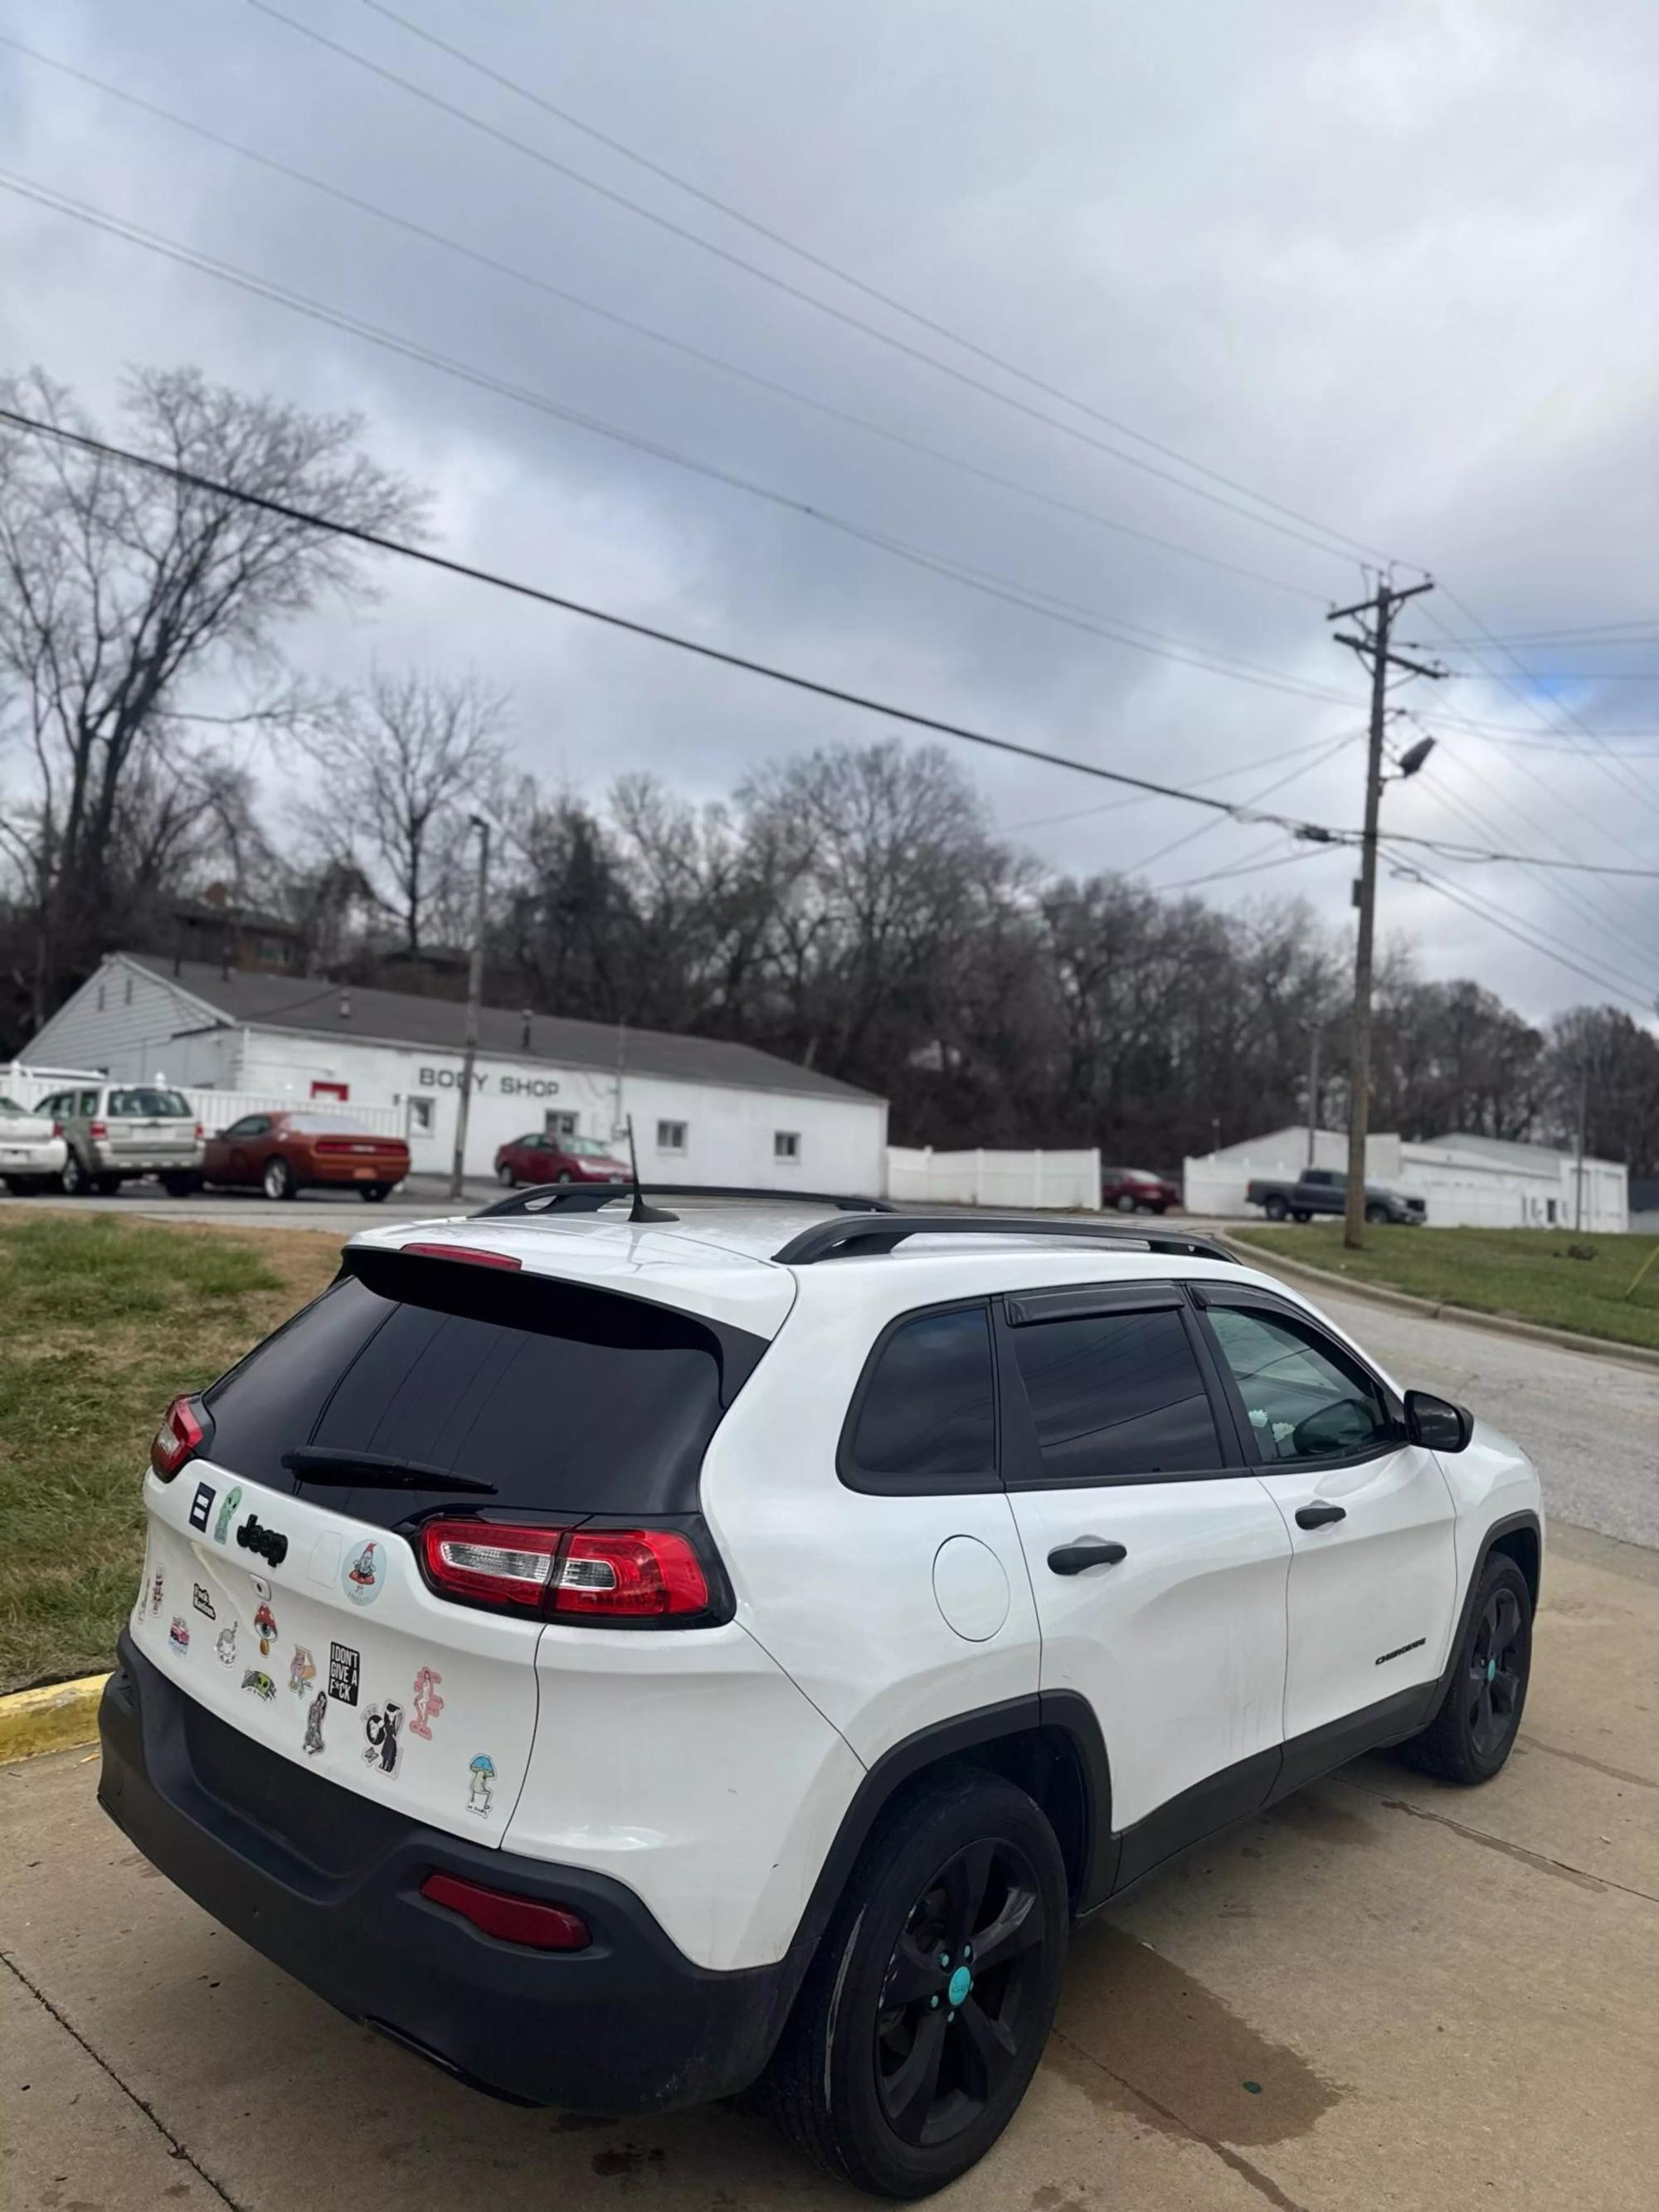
[1404,1388,1473,1453]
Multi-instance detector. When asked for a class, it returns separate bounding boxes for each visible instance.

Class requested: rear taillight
[421,1520,563,1608]
[557,1529,710,1618]
[51,1118,64,1137]
[150,1394,205,1481]
[419,1870,590,1951]
[194,1122,205,1140]
[419,1519,713,1621]
[89,1120,108,1140]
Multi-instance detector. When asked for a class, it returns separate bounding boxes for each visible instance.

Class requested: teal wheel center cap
[1486,1657,1496,1684]
[947,1965,973,2006]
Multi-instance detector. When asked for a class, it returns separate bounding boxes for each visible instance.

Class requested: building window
[96,982,105,1011]
[310,1080,349,1101]
[775,1130,800,1164]
[657,1119,687,1154]
[406,1098,435,1136]
[124,975,133,1006]
[1545,1198,1558,1225]
[546,1111,578,1140]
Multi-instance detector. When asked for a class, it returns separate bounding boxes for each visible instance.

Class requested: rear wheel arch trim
[789,1694,1115,1966]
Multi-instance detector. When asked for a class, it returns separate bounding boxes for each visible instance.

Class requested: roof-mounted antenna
[624,1114,677,1224]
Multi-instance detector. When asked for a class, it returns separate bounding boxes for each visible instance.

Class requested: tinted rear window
[843,1305,997,1493]
[109,1087,192,1117]
[1009,1308,1221,1482]
[202,1257,761,1520]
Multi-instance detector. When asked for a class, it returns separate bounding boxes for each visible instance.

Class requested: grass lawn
[0,1208,342,1694]
[1233,1222,1659,1353]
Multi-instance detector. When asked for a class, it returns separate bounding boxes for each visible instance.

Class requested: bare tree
[0,365,425,1022]
[296,668,509,961]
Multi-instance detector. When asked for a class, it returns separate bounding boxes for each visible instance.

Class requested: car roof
[347,1196,1326,1348]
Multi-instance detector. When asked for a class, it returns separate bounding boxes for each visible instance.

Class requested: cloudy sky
[3,0,1657,1023]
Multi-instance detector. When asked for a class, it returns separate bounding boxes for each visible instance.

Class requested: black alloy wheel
[1467,1582,1525,1762]
[874,1837,1047,2150]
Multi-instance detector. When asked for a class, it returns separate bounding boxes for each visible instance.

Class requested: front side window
[1010,1307,1221,1483]
[77,1089,99,1114]
[1206,1305,1394,1463]
[844,1306,997,1491]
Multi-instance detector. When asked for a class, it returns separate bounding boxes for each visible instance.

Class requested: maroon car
[202,1111,410,1202]
[494,1130,629,1189]
[1101,1165,1181,1214]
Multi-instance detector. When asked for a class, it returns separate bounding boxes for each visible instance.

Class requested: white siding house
[23,954,888,1191]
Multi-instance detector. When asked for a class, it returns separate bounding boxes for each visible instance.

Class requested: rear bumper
[98,1634,800,2113]
[304,1161,408,1185]
[91,1144,203,1173]
[0,1140,65,1174]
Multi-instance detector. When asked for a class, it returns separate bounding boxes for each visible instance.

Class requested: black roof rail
[771,1213,1239,1266]
[474,1182,895,1222]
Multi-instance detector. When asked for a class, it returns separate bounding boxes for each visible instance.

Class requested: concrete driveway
[3,1524,1657,2212]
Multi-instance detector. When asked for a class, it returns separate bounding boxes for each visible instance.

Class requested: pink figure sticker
[410,1666,445,1741]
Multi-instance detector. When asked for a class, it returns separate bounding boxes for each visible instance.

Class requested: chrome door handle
[1047,1539,1127,1575]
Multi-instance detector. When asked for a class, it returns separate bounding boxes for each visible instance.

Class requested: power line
[1414,618,1659,647]
[1395,860,1659,1015]
[1130,731,1360,874]
[351,0,1394,569]
[1151,841,1332,895]
[6,401,1657,880]
[241,0,1376,569]
[0,168,1366,713]
[997,729,1352,835]
[0,31,1328,610]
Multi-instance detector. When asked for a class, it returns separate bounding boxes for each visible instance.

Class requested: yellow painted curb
[0,1673,109,1762]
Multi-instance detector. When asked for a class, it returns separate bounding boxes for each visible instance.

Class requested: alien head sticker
[252,1602,278,1656]
[216,1622,238,1665]
[241,1668,276,1701]
[342,1539,386,1607]
[168,1616,190,1653]
[466,1754,496,1817]
[212,1485,243,1544]
[410,1666,444,1740]
[362,1701,403,1775]
[288,1646,316,1697]
[302,1689,328,1757]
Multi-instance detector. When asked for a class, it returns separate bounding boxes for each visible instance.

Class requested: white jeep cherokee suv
[100,1191,1540,2198]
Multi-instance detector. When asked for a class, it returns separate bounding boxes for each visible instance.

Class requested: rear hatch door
[132,1237,778,1846]
[105,1086,198,1167]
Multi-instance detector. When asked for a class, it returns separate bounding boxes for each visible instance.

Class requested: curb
[0,1673,109,1763]
[1220,1235,1659,1373]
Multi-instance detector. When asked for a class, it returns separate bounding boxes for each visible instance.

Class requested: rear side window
[202,1257,764,1522]
[1009,1308,1221,1484]
[842,1305,998,1493]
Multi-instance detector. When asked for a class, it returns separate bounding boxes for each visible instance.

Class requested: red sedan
[203,1111,410,1202]
[494,1131,629,1188]
[1100,1165,1181,1214]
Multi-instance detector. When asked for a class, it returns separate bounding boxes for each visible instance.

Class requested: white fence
[887,1146,1100,1210]
[1,1067,402,1139]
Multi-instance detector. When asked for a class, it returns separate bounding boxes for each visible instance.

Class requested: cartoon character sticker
[252,1602,278,1656]
[212,1485,243,1544]
[362,1701,403,1775]
[241,1669,276,1701]
[216,1622,238,1665]
[302,1689,328,1757]
[342,1539,385,1608]
[410,1667,445,1740]
[192,1582,216,1621]
[149,1568,164,1616]
[288,1646,316,1696]
[466,1754,495,1817]
[168,1616,190,1652]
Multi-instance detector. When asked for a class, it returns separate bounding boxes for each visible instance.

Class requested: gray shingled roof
[129,955,883,1105]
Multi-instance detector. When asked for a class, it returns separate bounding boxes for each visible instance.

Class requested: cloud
[2,0,1655,1021]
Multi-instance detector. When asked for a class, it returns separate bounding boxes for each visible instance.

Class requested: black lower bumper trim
[98,1633,800,2113]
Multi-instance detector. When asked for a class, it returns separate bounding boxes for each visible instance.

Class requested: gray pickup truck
[1244,1167,1426,1225]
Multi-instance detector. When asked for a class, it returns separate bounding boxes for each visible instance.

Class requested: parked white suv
[100,1193,1540,2197]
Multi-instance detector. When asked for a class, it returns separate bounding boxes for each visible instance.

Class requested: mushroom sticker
[466,1753,495,1817]
[253,1602,278,1656]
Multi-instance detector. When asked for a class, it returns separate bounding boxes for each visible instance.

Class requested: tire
[1402,1555,1532,1784]
[497,1162,517,1188]
[1113,1193,1137,1213]
[358,1184,390,1203]
[1263,1194,1287,1222]
[1292,1209,1310,1223]
[757,1769,1068,2199]
[262,1155,296,1201]
[555,1169,575,1184]
[161,1174,201,1197]
[1150,1202,1168,1216]
[59,1149,90,1197]
[1365,1202,1389,1225]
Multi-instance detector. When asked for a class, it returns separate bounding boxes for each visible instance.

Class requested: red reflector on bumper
[419,1871,591,1952]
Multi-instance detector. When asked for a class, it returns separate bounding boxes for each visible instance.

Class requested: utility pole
[1306,1024,1321,1170]
[1328,577,1443,1250]
[448,814,490,1203]
[1574,1060,1588,1232]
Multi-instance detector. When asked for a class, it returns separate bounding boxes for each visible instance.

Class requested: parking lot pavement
[3,1172,502,1237]
[4,1526,1656,2212]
